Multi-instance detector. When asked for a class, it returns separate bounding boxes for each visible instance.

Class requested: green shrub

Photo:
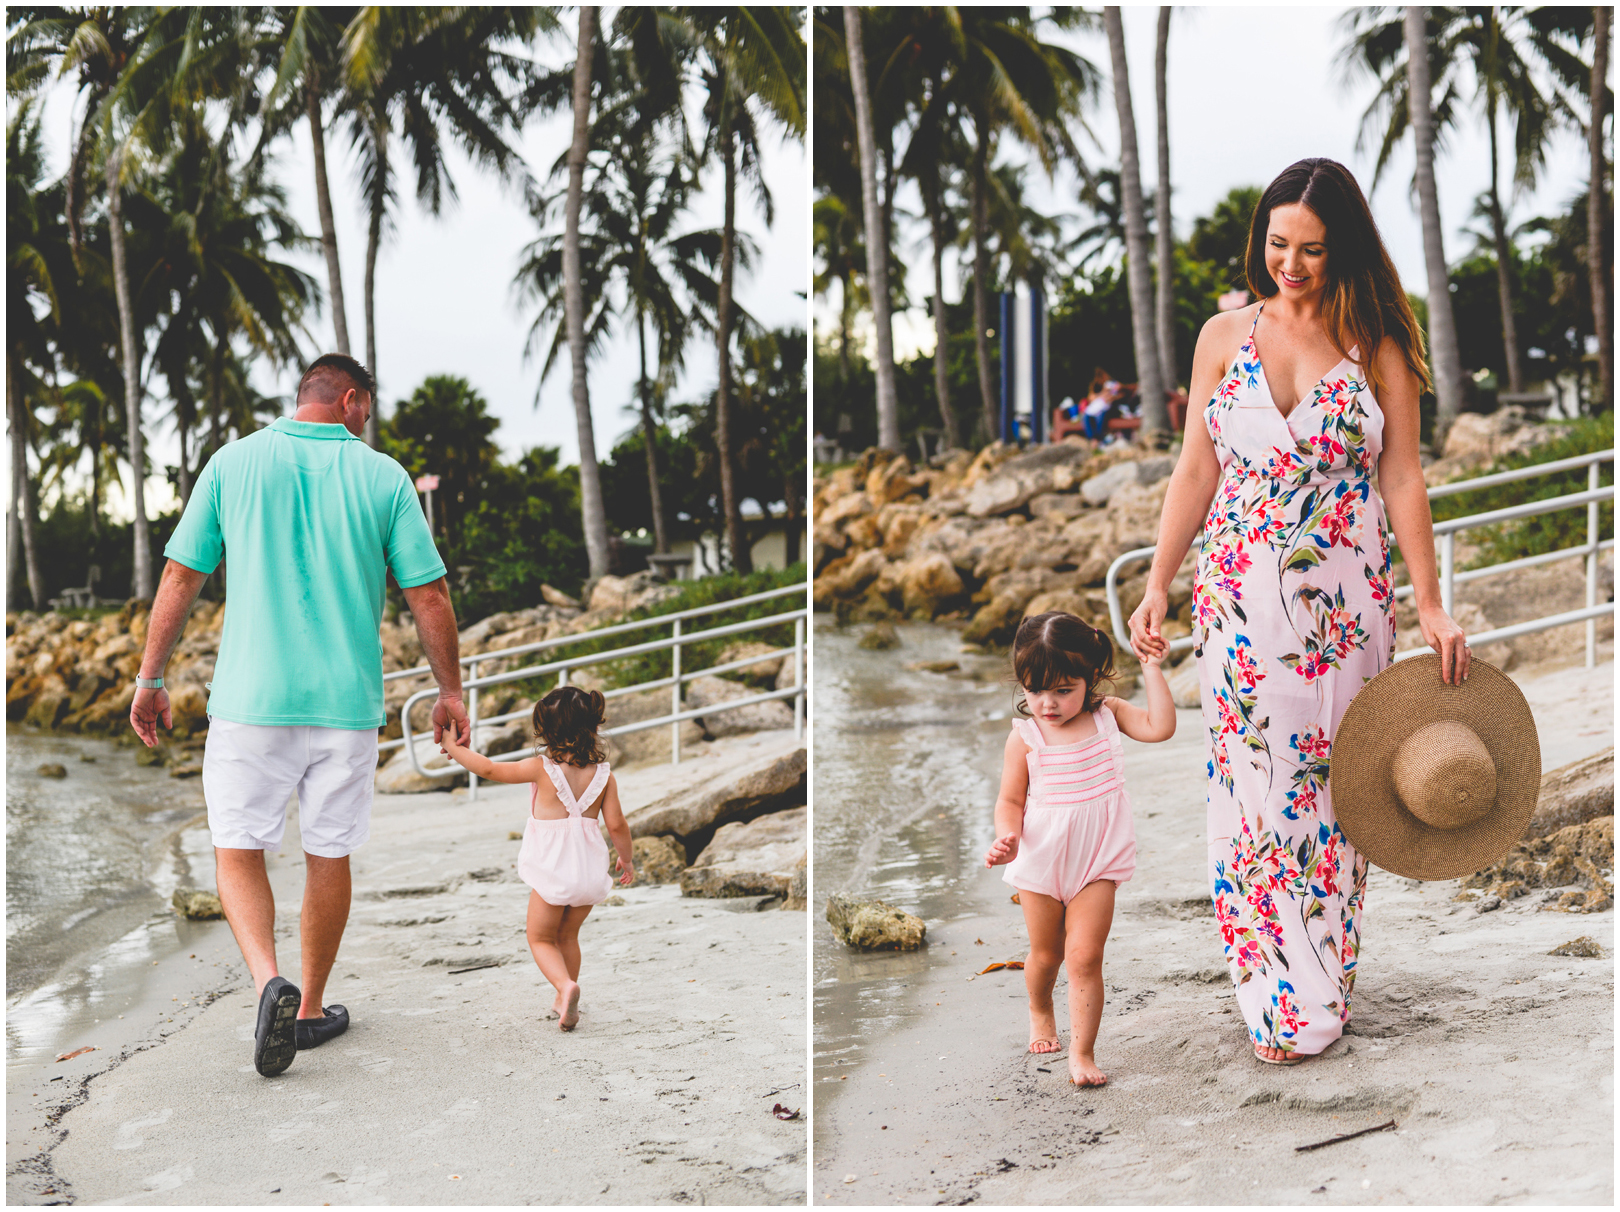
[1428,414,1613,569]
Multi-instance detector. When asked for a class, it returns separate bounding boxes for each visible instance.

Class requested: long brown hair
[532,685,607,766]
[1245,158,1431,405]
[1011,612,1116,716]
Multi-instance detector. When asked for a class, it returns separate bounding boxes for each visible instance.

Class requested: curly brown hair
[532,685,607,766]
[1011,611,1116,716]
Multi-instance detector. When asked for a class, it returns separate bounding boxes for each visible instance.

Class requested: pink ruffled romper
[1002,706,1137,903]
[517,755,614,908]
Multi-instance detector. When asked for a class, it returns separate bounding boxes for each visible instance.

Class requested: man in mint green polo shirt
[130,353,469,1077]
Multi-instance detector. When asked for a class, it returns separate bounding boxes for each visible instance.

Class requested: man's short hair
[297,354,376,406]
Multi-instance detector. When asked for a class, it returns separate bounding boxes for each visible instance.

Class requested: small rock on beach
[826,894,927,951]
[171,889,224,920]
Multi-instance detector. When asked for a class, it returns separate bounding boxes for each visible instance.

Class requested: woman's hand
[1418,603,1472,686]
[984,833,1020,868]
[1128,586,1170,665]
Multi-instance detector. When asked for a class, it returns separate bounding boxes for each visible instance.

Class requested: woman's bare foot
[1028,1006,1061,1054]
[559,982,581,1031]
[1069,1052,1107,1087]
[1254,1042,1304,1065]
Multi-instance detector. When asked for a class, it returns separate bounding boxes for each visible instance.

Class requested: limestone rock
[541,583,581,609]
[787,853,807,911]
[37,763,67,779]
[1464,815,1613,912]
[966,474,1038,518]
[1549,936,1604,958]
[596,681,706,767]
[1167,656,1203,709]
[717,641,785,687]
[625,741,806,843]
[1525,747,1613,839]
[685,674,794,736]
[172,889,224,920]
[825,894,927,951]
[1029,494,1087,522]
[375,738,465,793]
[625,834,687,884]
[1080,460,1142,507]
[858,621,900,650]
[895,554,964,618]
[680,806,806,900]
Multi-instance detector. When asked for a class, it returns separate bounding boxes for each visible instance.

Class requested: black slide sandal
[254,976,302,1076]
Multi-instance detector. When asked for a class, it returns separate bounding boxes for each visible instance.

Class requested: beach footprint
[344,1047,394,1076]
[113,1107,172,1151]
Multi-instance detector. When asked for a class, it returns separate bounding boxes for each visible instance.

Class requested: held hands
[984,833,1020,868]
[129,686,171,748]
[1418,603,1472,686]
[438,718,471,763]
[1128,586,1171,667]
[431,693,468,746]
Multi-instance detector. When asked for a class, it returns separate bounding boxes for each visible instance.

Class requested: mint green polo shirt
[165,418,446,728]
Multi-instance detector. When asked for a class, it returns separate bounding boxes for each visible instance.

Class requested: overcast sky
[819,5,1605,361]
[28,11,808,520]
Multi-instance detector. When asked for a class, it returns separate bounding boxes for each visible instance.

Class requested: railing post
[468,659,480,802]
[671,617,682,766]
[1440,532,1455,616]
[1588,461,1599,669]
[793,615,804,740]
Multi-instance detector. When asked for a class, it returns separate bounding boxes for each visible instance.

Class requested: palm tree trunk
[845,7,900,452]
[307,76,351,356]
[926,179,962,451]
[176,400,193,506]
[209,336,224,457]
[839,268,853,383]
[1590,4,1612,413]
[1105,7,1168,440]
[1405,6,1465,443]
[637,311,669,554]
[782,470,802,566]
[1153,6,1176,393]
[1485,94,1523,393]
[8,351,45,610]
[971,111,998,443]
[565,6,610,579]
[107,146,153,600]
[363,118,385,448]
[716,110,752,575]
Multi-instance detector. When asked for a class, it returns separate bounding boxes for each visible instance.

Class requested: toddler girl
[440,685,635,1031]
[984,611,1175,1086]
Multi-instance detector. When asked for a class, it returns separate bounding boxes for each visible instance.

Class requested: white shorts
[202,718,378,858]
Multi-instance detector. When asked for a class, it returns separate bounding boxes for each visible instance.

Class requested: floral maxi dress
[1193,304,1396,1057]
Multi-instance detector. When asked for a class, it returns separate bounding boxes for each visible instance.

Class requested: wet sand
[8,745,807,1206]
[813,624,1612,1205]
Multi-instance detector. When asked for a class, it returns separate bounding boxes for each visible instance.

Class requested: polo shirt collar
[270,417,360,441]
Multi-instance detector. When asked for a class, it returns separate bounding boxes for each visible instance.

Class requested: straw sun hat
[1330,654,1542,881]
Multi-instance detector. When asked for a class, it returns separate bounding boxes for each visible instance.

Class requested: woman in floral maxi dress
[1129,159,1472,1064]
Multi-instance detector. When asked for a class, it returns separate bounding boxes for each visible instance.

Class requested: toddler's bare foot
[559,982,580,1031]
[1069,1052,1107,1087]
[1028,1006,1061,1054]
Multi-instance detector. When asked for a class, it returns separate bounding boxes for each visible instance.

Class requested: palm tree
[338,6,549,446]
[678,6,806,575]
[263,6,359,359]
[842,6,900,451]
[1345,7,1593,399]
[954,8,1097,443]
[811,192,865,385]
[1104,6,1167,440]
[1153,6,1175,393]
[1403,6,1465,442]
[1590,6,1612,412]
[563,5,611,580]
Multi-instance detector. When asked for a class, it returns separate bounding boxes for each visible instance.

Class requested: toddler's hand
[614,854,636,887]
[984,833,1019,868]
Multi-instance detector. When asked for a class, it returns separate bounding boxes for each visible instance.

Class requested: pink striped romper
[1002,705,1137,903]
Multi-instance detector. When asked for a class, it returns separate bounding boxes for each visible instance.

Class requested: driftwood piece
[1294,1119,1398,1153]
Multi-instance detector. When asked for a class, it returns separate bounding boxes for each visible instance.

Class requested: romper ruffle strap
[1096,704,1126,772]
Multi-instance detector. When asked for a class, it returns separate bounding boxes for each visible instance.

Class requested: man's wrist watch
[135,676,164,689]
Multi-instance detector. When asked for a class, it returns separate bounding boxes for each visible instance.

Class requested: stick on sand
[1294,1119,1399,1153]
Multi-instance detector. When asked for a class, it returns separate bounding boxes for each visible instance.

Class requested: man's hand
[130,687,172,748]
[432,694,468,746]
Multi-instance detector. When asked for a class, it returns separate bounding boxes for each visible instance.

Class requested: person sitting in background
[1051,395,1088,442]
[1082,381,1121,441]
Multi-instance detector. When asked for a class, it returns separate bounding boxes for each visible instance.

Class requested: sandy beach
[8,751,807,1206]
[813,625,1612,1206]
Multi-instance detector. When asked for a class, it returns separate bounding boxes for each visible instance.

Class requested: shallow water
[5,729,215,1061]
[811,618,1019,1103]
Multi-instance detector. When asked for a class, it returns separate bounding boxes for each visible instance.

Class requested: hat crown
[1392,720,1497,830]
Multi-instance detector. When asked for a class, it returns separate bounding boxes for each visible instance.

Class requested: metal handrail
[381,582,806,682]
[389,594,807,798]
[1105,450,1614,669]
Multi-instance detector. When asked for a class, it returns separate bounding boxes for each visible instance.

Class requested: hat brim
[1330,655,1541,881]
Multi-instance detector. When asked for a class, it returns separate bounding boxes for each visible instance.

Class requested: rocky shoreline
[811,407,1611,675]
